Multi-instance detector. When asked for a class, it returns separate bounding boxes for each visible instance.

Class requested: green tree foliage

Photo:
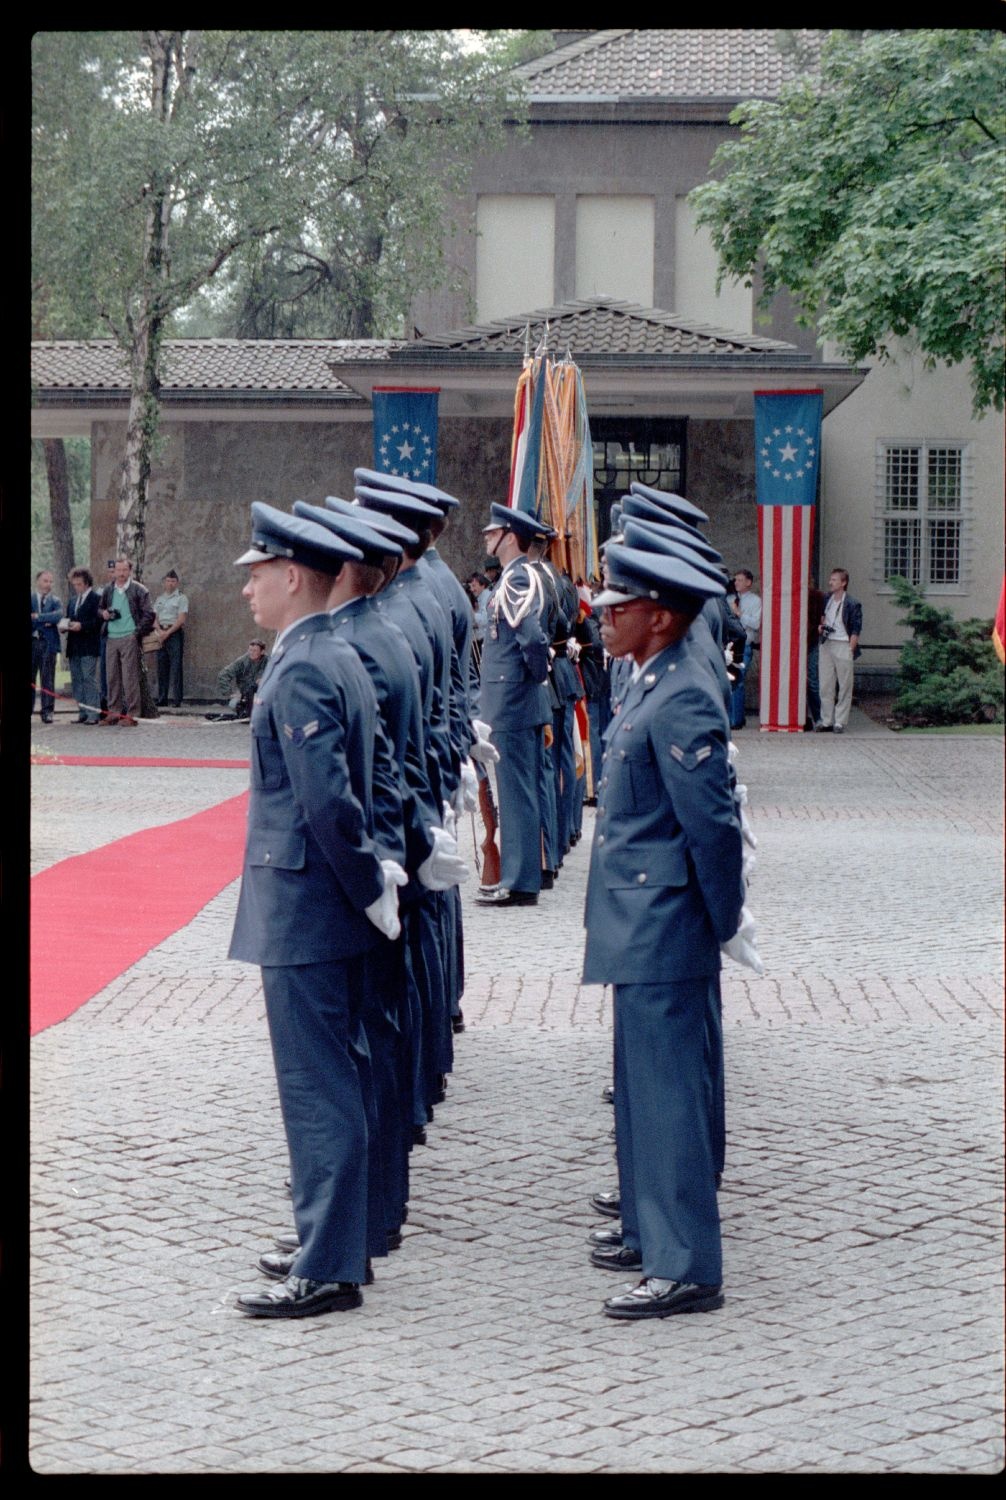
[32,31,525,569]
[690,30,1006,415]
[889,575,1004,725]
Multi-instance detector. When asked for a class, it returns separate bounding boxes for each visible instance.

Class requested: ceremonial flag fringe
[754,390,823,733]
[372,387,440,483]
[506,343,598,583]
[993,577,1006,665]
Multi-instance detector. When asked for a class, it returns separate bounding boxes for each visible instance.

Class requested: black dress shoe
[412,1124,427,1146]
[603,1278,724,1320]
[590,1243,643,1273]
[386,1230,402,1251]
[452,1010,466,1034]
[258,1250,375,1286]
[601,1084,615,1105]
[275,1230,300,1252]
[539,870,554,891]
[474,887,538,907]
[236,1275,362,1318]
[590,1190,621,1218]
[588,1224,623,1247]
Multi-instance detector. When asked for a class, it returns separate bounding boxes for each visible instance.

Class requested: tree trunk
[43,437,76,589]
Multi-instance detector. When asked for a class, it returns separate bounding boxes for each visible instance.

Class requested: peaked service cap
[482,502,555,544]
[353,484,442,524]
[292,502,403,563]
[234,502,363,572]
[323,496,420,548]
[628,482,709,526]
[619,493,708,546]
[593,544,726,612]
[620,519,726,586]
[354,467,461,512]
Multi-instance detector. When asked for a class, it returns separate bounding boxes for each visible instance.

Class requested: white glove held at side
[418,826,470,891]
[721,904,765,976]
[469,719,500,765]
[364,859,408,941]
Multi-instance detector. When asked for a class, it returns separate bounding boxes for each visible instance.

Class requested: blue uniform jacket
[421,548,476,752]
[480,558,552,731]
[228,615,398,968]
[330,597,439,887]
[385,567,459,799]
[583,638,744,985]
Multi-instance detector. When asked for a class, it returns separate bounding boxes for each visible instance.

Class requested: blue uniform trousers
[491,727,546,893]
[538,728,558,873]
[551,702,577,858]
[261,960,369,1285]
[361,940,411,1236]
[613,978,722,1286]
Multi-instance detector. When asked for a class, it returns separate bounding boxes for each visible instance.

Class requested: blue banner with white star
[372,387,439,483]
[754,390,822,506]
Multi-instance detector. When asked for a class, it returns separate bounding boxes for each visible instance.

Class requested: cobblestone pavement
[29,708,1004,1473]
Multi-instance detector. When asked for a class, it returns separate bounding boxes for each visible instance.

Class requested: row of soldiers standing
[228,468,498,1319]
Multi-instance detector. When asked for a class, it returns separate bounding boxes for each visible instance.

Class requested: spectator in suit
[31,569,63,724]
[63,568,102,724]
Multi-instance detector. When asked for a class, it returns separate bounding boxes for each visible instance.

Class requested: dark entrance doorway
[592,418,687,552]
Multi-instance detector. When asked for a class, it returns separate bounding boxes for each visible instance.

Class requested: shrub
[889,576,1004,726]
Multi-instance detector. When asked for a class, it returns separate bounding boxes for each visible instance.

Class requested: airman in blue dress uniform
[228,504,407,1319]
[476,503,553,907]
[583,542,745,1320]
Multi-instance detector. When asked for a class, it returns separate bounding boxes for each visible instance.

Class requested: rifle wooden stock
[477,774,501,889]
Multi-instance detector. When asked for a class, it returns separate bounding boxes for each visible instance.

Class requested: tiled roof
[516,28,824,100]
[31,339,405,393]
[409,299,797,357]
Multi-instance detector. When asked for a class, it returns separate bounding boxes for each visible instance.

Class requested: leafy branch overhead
[690,29,1006,415]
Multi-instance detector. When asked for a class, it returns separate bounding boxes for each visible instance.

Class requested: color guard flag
[372,387,439,483]
[754,390,823,732]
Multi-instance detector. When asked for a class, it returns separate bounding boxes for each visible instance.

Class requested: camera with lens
[819,622,834,642]
[106,608,121,621]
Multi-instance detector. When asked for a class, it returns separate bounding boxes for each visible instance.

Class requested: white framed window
[875,440,973,592]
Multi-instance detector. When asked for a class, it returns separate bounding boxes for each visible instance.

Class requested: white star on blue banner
[754,391,822,506]
[372,387,439,483]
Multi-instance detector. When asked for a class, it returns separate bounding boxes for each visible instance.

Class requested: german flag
[994,577,1006,665]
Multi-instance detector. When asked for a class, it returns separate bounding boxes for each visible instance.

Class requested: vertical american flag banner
[755,390,823,732]
[372,387,439,483]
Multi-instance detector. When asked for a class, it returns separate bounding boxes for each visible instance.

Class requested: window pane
[884,517,920,584]
[885,447,919,511]
[927,447,962,511]
[927,519,961,584]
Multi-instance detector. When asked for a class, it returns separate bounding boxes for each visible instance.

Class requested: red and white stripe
[757,505,815,732]
[507,370,530,508]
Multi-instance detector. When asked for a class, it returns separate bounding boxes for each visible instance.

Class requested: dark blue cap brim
[354,484,442,521]
[355,467,460,511]
[293,501,403,561]
[629,481,709,526]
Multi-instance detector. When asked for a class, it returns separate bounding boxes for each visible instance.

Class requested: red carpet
[31,791,250,1035]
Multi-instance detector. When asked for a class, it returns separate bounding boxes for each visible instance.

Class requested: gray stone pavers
[29,713,1004,1472]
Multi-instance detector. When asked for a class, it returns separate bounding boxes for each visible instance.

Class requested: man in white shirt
[153,570,189,707]
[728,569,761,729]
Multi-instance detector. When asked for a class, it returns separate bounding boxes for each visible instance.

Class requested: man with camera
[816,568,862,734]
[98,556,156,726]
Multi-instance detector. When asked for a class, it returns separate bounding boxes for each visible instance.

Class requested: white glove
[742,844,757,885]
[721,905,764,976]
[364,859,408,941]
[728,740,739,764]
[442,801,457,841]
[418,826,470,891]
[734,782,757,849]
[469,719,500,766]
[567,639,581,663]
[456,758,479,813]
